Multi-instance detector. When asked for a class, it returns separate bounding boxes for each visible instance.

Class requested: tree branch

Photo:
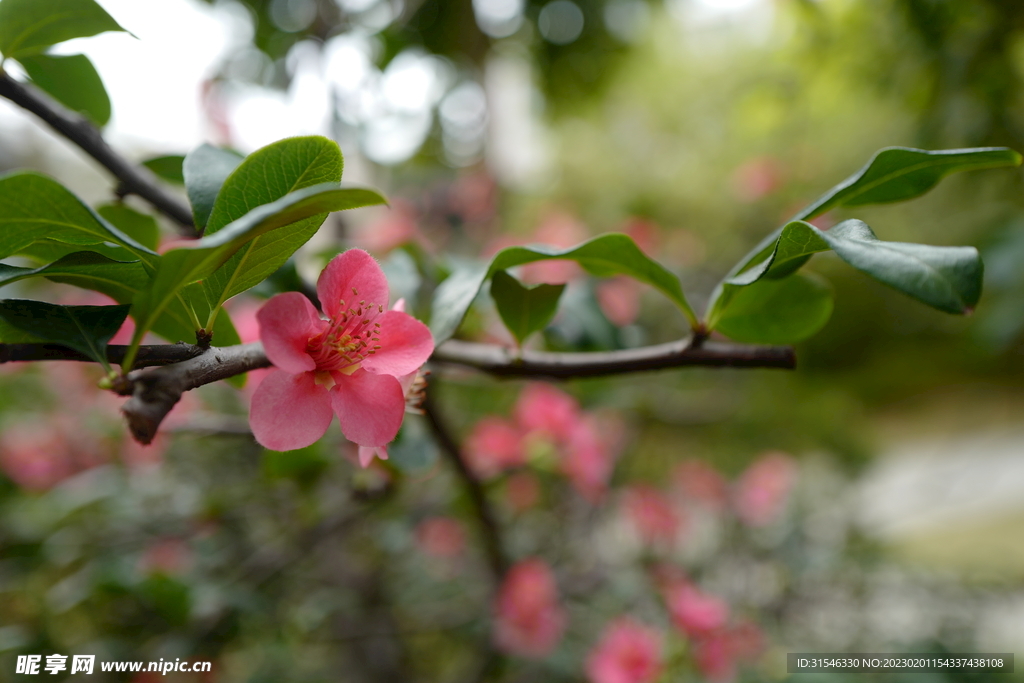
[1,337,794,443]
[422,390,509,580]
[0,72,198,235]
[118,342,269,444]
[430,338,796,377]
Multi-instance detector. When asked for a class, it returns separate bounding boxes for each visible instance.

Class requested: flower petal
[361,310,434,377]
[257,292,322,374]
[330,369,405,447]
[317,249,390,320]
[250,370,334,450]
[358,445,388,468]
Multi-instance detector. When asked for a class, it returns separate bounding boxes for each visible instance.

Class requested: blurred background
[2,0,1024,680]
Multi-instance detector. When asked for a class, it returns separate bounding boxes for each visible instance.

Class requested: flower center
[306,288,384,372]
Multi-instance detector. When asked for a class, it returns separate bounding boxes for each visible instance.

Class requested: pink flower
[249,249,433,453]
[494,558,566,658]
[514,382,581,443]
[415,516,466,559]
[664,581,730,636]
[597,277,643,327]
[562,416,615,501]
[622,485,682,545]
[734,451,797,527]
[464,417,525,478]
[692,622,765,683]
[585,618,663,683]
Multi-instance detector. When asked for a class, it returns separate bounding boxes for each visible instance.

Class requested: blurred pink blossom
[493,558,566,658]
[664,581,730,636]
[622,485,682,545]
[585,618,663,683]
[352,200,422,255]
[415,516,466,559]
[673,459,729,510]
[505,471,542,512]
[139,538,193,576]
[734,451,797,527]
[692,622,766,683]
[732,156,783,202]
[562,416,615,502]
[464,417,525,479]
[597,277,643,327]
[514,382,581,443]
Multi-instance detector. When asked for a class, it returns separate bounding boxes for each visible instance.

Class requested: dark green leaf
[0,299,129,366]
[0,251,147,303]
[141,155,185,185]
[129,183,385,351]
[0,171,158,268]
[201,136,345,314]
[490,270,565,345]
[707,146,1019,320]
[430,233,695,344]
[17,53,110,126]
[796,147,1022,220]
[96,203,160,251]
[0,0,129,59]
[183,144,242,230]
[714,274,833,345]
[707,219,982,328]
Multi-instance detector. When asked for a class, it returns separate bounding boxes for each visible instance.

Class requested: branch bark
[1,337,794,443]
[0,72,198,234]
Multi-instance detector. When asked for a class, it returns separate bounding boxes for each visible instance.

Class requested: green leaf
[0,251,147,302]
[141,155,185,185]
[0,299,129,366]
[430,233,696,344]
[17,52,110,126]
[490,270,565,345]
[714,273,834,345]
[200,136,344,315]
[128,182,386,358]
[708,219,982,329]
[96,203,160,251]
[796,147,1022,220]
[0,0,129,59]
[707,146,1020,320]
[183,144,243,230]
[0,171,158,268]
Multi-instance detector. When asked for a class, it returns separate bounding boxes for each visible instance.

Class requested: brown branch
[0,71,197,235]
[430,338,796,377]
[422,390,509,580]
[119,342,269,444]
[2,337,794,443]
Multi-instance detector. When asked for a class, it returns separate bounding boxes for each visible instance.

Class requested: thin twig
[0,72,197,234]
[421,390,509,581]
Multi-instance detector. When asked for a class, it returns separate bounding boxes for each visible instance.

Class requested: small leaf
[183,144,243,230]
[707,219,982,328]
[714,274,833,345]
[430,233,695,344]
[0,0,129,59]
[141,155,185,185]
[201,136,344,314]
[129,183,385,352]
[0,299,129,366]
[490,270,565,345]
[96,203,160,251]
[17,53,110,126]
[0,171,158,268]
